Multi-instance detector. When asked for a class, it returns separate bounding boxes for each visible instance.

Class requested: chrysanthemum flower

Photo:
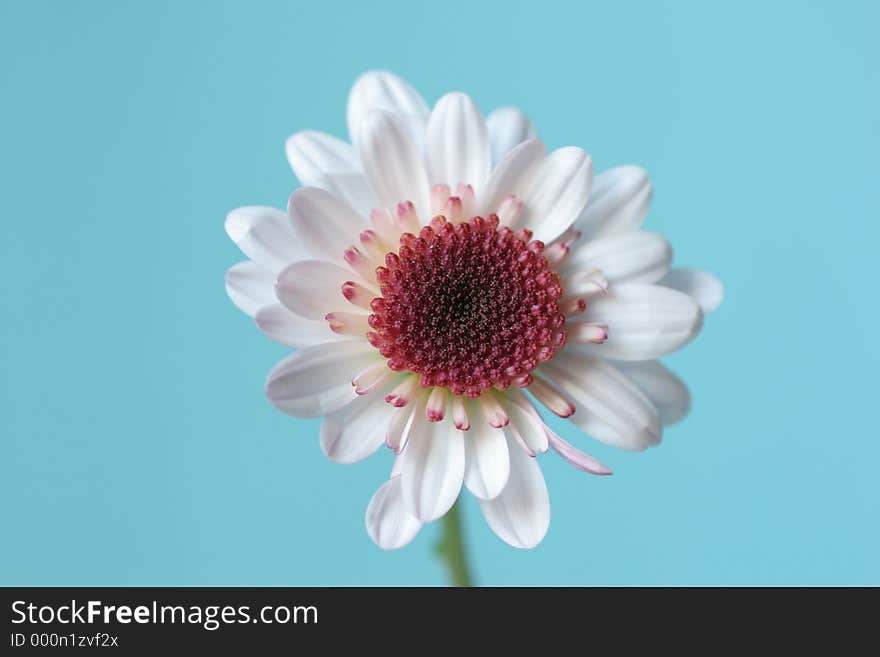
[225,71,722,549]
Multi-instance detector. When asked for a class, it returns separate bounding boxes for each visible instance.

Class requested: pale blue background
[2,0,877,585]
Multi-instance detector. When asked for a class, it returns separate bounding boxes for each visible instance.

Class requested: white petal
[225,261,276,317]
[479,138,546,218]
[386,402,418,453]
[320,390,394,464]
[463,416,509,500]
[541,353,661,451]
[287,187,366,265]
[615,360,691,426]
[366,476,423,550]
[578,283,703,360]
[311,172,376,217]
[546,430,613,475]
[357,111,431,220]
[503,391,549,455]
[400,416,465,522]
[265,341,379,418]
[347,70,429,145]
[658,268,724,314]
[425,92,491,192]
[225,206,305,274]
[285,130,360,184]
[564,231,672,284]
[574,166,652,237]
[255,303,345,348]
[275,260,355,320]
[486,107,537,164]
[520,147,593,244]
[479,435,550,549]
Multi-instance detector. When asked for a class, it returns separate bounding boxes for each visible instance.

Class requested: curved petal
[285,131,376,215]
[386,402,419,454]
[478,138,546,217]
[287,187,366,265]
[357,110,431,220]
[614,360,691,426]
[275,259,357,320]
[503,390,549,455]
[520,147,593,244]
[564,231,672,284]
[225,261,276,317]
[366,476,423,550]
[255,303,345,348]
[545,429,612,475]
[486,107,537,165]
[573,165,652,237]
[347,70,429,145]
[479,435,550,549]
[285,130,360,184]
[658,268,724,314]
[320,388,395,464]
[310,172,376,217]
[577,283,703,360]
[541,353,661,451]
[400,415,465,522]
[225,206,305,274]
[265,341,379,418]
[425,92,491,192]
[463,414,510,500]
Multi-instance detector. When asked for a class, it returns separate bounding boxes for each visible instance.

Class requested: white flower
[225,71,722,550]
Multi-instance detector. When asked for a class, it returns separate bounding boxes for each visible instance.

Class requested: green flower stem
[436,500,474,587]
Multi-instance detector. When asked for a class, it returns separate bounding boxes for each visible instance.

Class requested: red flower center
[367,215,567,397]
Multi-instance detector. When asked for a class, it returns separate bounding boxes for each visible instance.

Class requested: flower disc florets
[367,214,567,396]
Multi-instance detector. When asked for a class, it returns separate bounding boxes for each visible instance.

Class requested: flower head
[225,71,722,549]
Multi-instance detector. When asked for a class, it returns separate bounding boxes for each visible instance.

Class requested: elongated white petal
[386,402,418,453]
[225,206,305,274]
[486,107,537,164]
[285,130,360,185]
[464,415,510,500]
[320,389,395,464]
[385,375,420,408]
[225,261,276,317]
[528,375,576,418]
[568,322,609,345]
[287,187,365,265]
[546,429,612,475]
[658,268,724,314]
[400,416,465,522]
[451,395,470,430]
[325,311,370,337]
[255,303,344,348]
[479,138,546,218]
[578,283,703,361]
[564,231,672,284]
[425,386,449,422]
[541,354,661,451]
[574,166,652,237]
[478,391,510,428]
[366,476,423,550]
[519,147,593,243]
[265,342,380,418]
[503,391,549,454]
[275,260,355,320]
[425,92,491,193]
[479,435,550,549]
[347,70,429,145]
[357,111,430,220]
[615,360,691,426]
